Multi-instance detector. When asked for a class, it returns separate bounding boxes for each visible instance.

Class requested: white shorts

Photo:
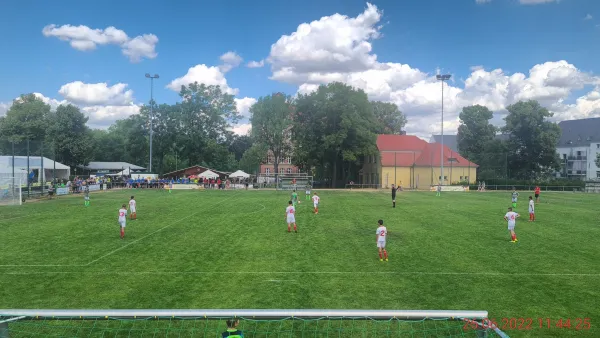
[512,198,517,203]
[306,191,310,195]
[377,241,386,248]
[119,220,126,228]
[528,208,534,214]
[313,202,319,208]
[508,224,515,231]
[130,207,136,213]
[287,216,296,224]
[84,196,90,200]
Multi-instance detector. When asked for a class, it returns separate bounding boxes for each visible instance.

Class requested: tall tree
[456,105,497,163]
[294,82,379,187]
[250,93,294,179]
[502,100,561,179]
[0,94,51,150]
[47,104,92,168]
[229,135,253,161]
[371,101,407,134]
[239,143,268,175]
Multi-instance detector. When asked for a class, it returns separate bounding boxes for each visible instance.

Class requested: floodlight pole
[145,73,160,173]
[436,74,451,188]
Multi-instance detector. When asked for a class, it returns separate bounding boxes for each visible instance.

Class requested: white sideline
[0,193,240,268]
[1,271,599,277]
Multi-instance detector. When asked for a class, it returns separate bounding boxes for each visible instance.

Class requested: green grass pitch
[1,189,599,337]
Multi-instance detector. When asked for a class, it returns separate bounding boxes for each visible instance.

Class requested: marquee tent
[198,170,219,179]
[228,170,249,178]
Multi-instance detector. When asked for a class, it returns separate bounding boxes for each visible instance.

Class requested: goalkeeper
[291,190,299,207]
[222,318,244,337]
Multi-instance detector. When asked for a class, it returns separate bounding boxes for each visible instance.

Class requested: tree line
[0,80,563,185]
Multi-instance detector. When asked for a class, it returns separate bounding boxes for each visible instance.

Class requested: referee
[391,184,397,208]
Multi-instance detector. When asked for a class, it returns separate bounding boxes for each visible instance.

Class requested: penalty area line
[2,271,599,277]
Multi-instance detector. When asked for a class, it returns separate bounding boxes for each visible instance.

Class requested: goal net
[0,309,509,337]
[0,176,22,206]
[256,174,313,191]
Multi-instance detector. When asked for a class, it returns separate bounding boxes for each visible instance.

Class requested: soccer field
[1,189,599,337]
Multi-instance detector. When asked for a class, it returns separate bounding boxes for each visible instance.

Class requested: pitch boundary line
[0,193,240,268]
[2,271,599,277]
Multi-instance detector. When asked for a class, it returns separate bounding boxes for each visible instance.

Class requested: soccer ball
[298,201,301,204]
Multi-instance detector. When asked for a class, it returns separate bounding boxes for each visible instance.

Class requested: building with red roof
[361,135,478,189]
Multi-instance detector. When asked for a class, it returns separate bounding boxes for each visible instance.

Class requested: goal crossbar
[0,309,488,320]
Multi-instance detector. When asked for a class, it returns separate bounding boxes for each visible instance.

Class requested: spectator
[221,319,243,337]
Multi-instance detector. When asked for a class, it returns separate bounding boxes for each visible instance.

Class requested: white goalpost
[0,176,23,206]
[256,173,313,190]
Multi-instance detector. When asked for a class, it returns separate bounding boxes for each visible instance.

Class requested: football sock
[120,228,124,238]
[393,202,396,208]
[293,224,297,232]
[511,233,516,241]
[379,252,383,259]
[383,250,388,259]
[287,225,291,232]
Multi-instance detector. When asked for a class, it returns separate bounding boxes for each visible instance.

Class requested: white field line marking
[84,193,239,266]
[1,271,599,277]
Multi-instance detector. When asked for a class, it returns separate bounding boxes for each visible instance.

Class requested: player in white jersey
[504,207,519,243]
[118,204,128,239]
[285,201,297,233]
[528,196,535,222]
[129,196,137,220]
[376,219,388,262]
[312,192,320,214]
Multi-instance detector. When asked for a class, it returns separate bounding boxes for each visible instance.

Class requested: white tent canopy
[229,170,249,178]
[198,170,219,179]
[0,156,70,182]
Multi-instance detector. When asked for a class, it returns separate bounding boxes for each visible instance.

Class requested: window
[464,176,469,181]
[597,144,600,149]
[267,155,274,164]
[460,176,463,180]
[286,157,292,164]
[438,176,447,181]
[597,171,600,178]
[286,168,292,174]
[280,168,285,174]
[265,168,271,174]
[577,151,582,156]
[563,154,567,159]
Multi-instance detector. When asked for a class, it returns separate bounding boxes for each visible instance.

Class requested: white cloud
[81,104,141,129]
[583,14,593,20]
[266,2,600,138]
[267,2,382,84]
[167,64,239,95]
[0,102,10,117]
[235,97,257,117]
[247,60,265,68]
[219,52,243,72]
[229,123,252,136]
[42,24,158,62]
[58,81,134,106]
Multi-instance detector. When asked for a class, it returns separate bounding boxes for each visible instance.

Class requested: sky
[0,0,599,138]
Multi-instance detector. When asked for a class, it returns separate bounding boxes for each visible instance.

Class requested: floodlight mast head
[145,74,159,79]
[436,74,451,81]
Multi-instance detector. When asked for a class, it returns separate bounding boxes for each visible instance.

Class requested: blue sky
[1,0,599,137]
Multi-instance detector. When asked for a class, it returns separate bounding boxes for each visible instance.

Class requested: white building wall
[589,143,600,181]
[556,146,589,179]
